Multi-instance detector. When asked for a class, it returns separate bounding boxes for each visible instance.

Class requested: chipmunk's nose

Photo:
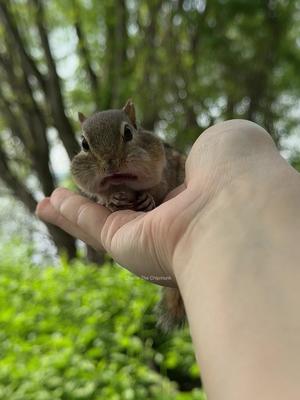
[103,159,119,173]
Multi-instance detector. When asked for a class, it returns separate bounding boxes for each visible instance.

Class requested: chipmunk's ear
[78,112,87,124]
[123,99,137,128]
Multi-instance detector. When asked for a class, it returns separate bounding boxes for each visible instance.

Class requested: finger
[39,188,174,285]
[36,197,102,250]
[49,188,111,244]
[100,208,144,251]
[101,210,176,286]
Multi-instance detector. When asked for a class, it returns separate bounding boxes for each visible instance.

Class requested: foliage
[0,244,205,400]
[291,153,300,172]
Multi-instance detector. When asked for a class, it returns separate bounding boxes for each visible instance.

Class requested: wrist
[171,156,300,398]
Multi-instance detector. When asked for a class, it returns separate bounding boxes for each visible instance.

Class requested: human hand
[36,119,291,287]
[37,119,300,397]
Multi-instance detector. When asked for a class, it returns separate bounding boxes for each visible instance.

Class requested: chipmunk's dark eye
[81,136,90,151]
[123,124,133,142]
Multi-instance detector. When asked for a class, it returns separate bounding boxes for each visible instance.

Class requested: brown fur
[71,100,186,329]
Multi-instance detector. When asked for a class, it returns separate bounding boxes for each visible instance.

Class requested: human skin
[36,120,300,399]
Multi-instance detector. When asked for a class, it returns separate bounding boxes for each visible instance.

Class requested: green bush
[0,243,206,400]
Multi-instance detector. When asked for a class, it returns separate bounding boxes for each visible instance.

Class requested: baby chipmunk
[71,99,186,329]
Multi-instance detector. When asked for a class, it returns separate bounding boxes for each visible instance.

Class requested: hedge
[0,241,206,400]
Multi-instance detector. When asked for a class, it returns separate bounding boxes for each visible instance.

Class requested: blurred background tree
[0,0,299,256]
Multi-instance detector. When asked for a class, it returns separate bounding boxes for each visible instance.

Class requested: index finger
[50,188,111,243]
[36,196,103,250]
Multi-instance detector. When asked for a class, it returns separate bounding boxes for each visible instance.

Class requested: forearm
[174,165,300,399]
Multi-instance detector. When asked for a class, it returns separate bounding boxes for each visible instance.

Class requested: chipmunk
[71,99,186,330]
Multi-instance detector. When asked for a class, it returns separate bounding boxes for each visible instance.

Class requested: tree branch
[72,0,101,108]
[0,57,56,196]
[103,0,128,108]
[0,140,76,257]
[0,0,46,91]
[0,143,37,212]
[31,0,79,159]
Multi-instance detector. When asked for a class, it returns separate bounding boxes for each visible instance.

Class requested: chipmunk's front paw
[106,191,135,212]
[135,192,156,211]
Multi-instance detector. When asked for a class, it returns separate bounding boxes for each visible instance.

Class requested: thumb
[101,209,177,286]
